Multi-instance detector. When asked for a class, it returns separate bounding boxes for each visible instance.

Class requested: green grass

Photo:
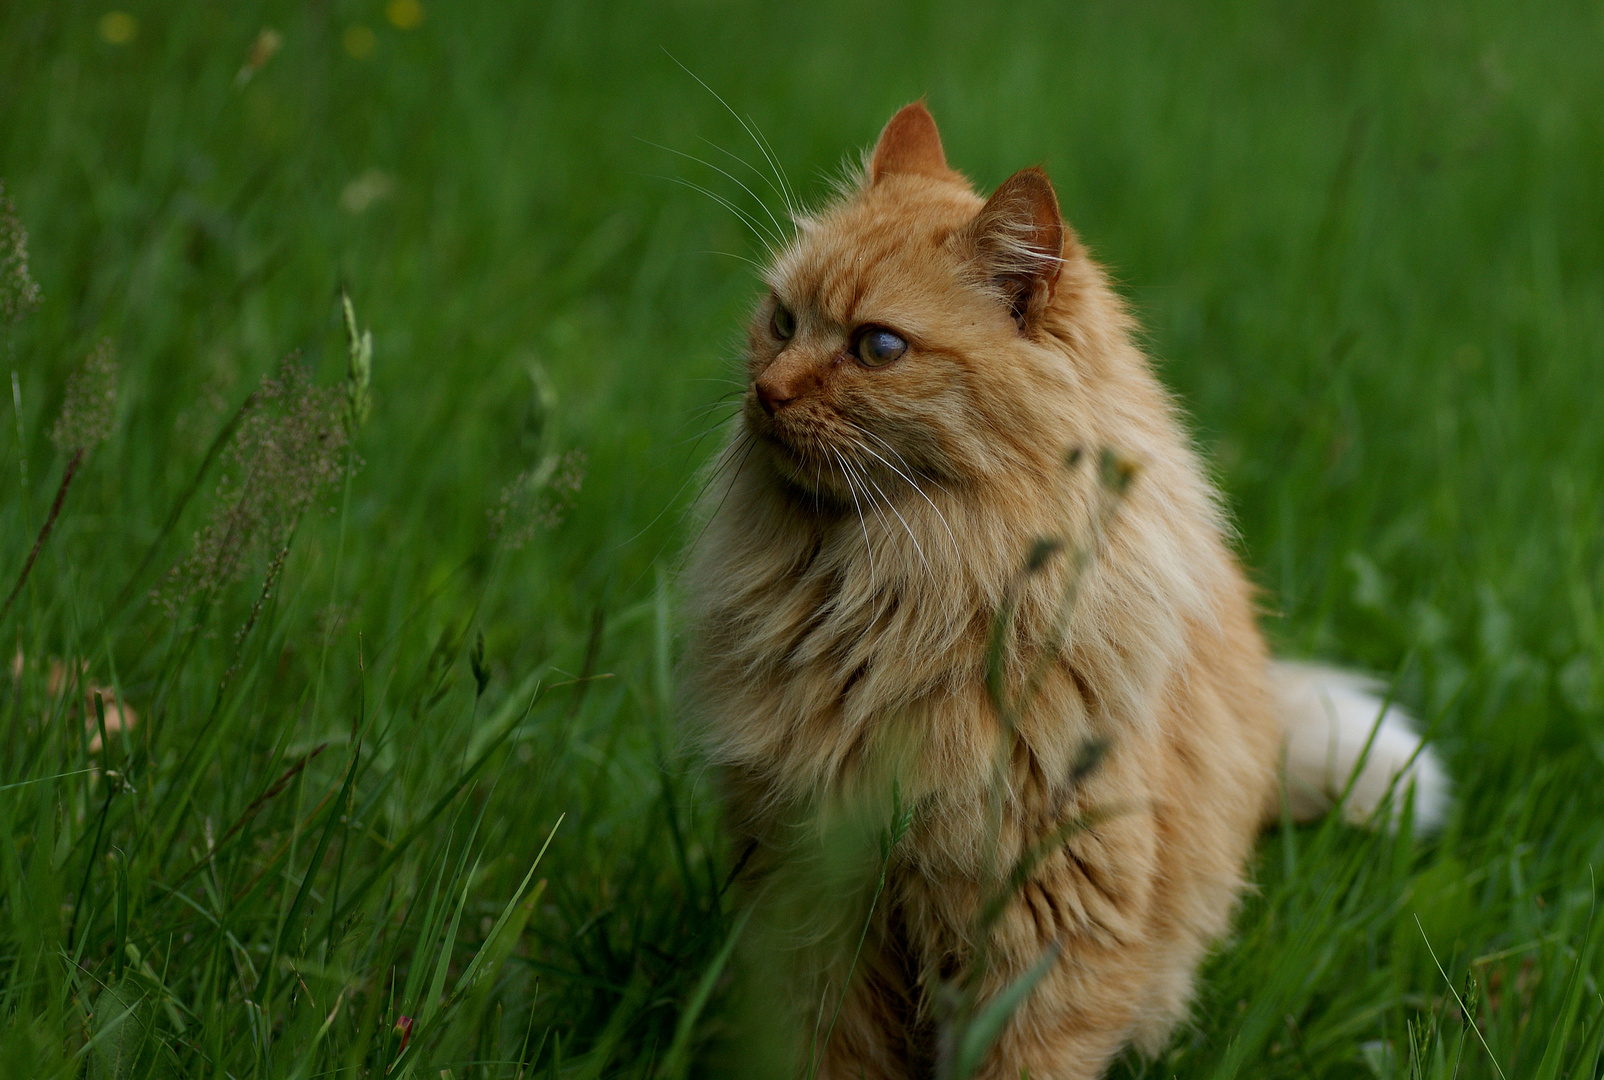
[2,0,1603,1076]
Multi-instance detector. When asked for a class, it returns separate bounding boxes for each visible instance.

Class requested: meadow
[2,1,1603,1076]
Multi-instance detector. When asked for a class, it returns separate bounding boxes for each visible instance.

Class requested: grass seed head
[487,448,586,550]
[158,356,351,614]
[0,180,42,324]
[50,338,118,452]
[341,290,373,436]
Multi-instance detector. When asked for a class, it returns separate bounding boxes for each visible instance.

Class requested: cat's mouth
[744,397,859,502]
[752,419,832,490]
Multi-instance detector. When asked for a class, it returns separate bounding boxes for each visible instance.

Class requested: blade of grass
[657,905,751,1080]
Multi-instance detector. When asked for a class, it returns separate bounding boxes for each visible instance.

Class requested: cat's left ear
[870,102,949,182]
[961,167,1065,332]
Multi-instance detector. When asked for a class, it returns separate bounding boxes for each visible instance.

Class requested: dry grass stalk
[0,340,118,625]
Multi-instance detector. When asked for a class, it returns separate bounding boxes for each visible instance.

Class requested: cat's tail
[1270,660,1450,832]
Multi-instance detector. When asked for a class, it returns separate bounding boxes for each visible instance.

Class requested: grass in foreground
[2,1,1603,1076]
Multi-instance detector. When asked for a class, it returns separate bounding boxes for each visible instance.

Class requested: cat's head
[742,102,1097,508]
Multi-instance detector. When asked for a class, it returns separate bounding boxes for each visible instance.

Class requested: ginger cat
[681,103,1447,1079]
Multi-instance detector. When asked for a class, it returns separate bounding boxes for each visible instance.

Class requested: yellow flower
[98,11,137,45]
[385,0,423,30]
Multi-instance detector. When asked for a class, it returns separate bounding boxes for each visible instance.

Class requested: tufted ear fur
[960,167,1065,332]
[869,102,949,183]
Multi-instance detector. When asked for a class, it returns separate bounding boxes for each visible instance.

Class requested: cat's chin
[754,433,822,491]
[751,431,854,510]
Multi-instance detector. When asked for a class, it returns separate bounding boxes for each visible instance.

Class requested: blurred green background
[2,1,1603,1076]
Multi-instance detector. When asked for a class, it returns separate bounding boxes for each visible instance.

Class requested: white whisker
[830,446,874,581]
[696,135,798,226]
[851,426,961,558]
[745,119,800,220]
[858,426,956,500]
[673,397,741,429]
[696,248,769,271]
[687,433,758,554]
[841,451,893,537]
[654,174,784,253]
[638,138,791,247]
[665,51,800,222]
[672,420,740,453]
[613,430,751,553]
[847,441,930,576]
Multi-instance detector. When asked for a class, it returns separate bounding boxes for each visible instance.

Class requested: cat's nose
[754,375,796,415]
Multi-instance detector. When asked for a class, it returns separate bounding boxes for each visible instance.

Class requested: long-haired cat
[681,103,1447,1079]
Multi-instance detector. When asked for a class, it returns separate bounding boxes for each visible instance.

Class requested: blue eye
[855,328,907,367]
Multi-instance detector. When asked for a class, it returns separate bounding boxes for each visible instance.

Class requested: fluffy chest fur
[683,348,1243,849]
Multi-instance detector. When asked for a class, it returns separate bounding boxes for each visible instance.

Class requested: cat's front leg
[963,938,1148,1080]
[806,939,932,1080]
[944,815,1168,1080]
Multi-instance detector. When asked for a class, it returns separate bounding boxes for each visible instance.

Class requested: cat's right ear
[870,102,948,183]
[961,167,1065,333]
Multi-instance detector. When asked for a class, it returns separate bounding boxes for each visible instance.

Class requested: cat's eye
[855,328,907,368]
[770,304,796,341]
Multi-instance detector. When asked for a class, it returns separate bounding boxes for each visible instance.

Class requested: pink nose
[755,376,796,415]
